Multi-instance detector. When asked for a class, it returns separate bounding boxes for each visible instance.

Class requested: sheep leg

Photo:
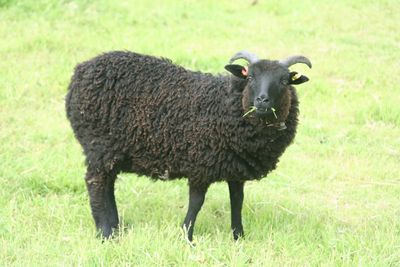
[228,181,244,240]
[106,176,119,230]
[182,183,209,242]
[85,169,118,239]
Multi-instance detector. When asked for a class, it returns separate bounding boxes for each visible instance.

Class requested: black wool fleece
[66,51,299,188]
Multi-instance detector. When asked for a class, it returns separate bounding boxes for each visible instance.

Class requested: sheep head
[225,51,311,121]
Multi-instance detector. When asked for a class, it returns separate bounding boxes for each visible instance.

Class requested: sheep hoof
[233,230,244,241]
[96,225,115,240]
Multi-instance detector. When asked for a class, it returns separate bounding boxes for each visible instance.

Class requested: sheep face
[226,60,309,118]
[247,61,291,117]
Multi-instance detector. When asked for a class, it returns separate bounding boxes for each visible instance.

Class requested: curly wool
[66,51,299,187]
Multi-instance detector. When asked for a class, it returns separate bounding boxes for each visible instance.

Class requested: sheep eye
[247,75,253,81]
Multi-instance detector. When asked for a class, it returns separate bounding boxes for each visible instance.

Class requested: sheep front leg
[85,168,118,239]
[182,182,209,242]
[228,181,244,240]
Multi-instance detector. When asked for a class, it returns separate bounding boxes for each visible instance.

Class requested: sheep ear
[289,71,309,85]
[225,64,248,79]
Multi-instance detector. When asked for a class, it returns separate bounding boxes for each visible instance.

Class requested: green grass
[1,0,399,266]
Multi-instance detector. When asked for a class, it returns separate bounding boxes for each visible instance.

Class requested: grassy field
[1,0,399,266]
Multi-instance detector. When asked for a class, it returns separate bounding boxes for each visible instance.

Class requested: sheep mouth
[243,106,277,118]
[255,107,276,117]
[254,109,271,118]
[255,109,266,114]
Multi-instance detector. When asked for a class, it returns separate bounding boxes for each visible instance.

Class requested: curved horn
[279,55,312,69]
[229,50,259,64]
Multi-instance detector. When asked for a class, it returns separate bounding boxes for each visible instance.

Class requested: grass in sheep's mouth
[243,107,278,118]
[271,107,278,119]
[242,106,257,117]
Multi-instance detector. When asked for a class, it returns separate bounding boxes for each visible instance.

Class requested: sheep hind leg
[228,181,244,240]
[85,168,118,239]
[182,182,209,242]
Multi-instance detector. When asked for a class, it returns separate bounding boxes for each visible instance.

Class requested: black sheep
[65,50,311,241]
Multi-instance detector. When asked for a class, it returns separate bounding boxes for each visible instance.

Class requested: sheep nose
[256,95,269,103]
